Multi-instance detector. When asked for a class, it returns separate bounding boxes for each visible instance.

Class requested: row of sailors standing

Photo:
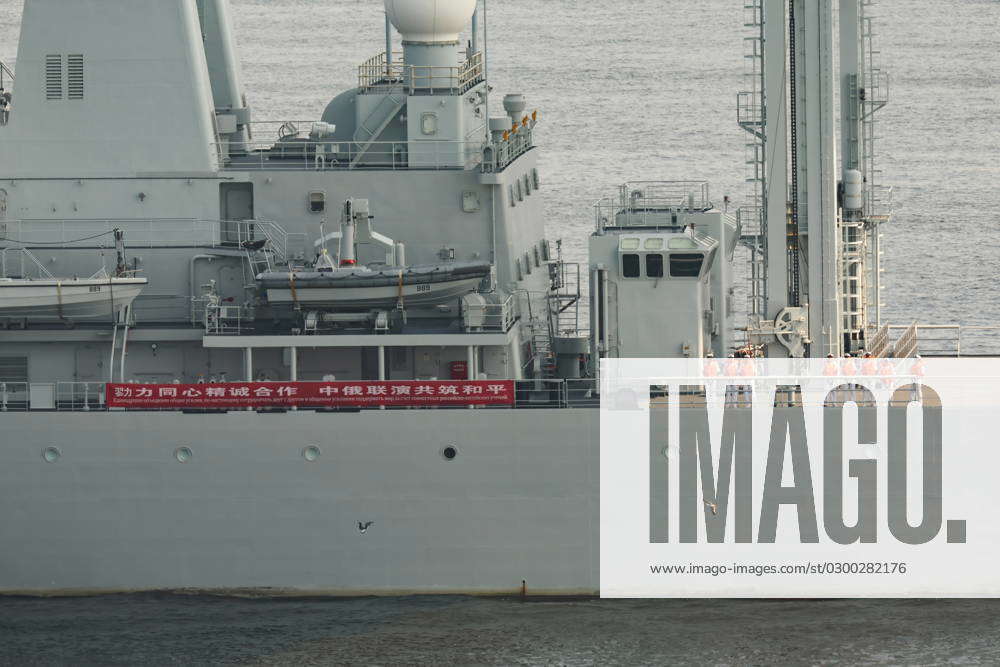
[699,352,926,407]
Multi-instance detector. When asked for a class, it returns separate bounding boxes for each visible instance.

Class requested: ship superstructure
[0,0,565,394]
[0,0,987,594]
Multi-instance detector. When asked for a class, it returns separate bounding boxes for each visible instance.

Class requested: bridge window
[622,254,640,278]
[669,253,704,278]
[646,253,664,278]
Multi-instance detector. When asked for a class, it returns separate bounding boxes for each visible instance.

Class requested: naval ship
[0,0,983,594]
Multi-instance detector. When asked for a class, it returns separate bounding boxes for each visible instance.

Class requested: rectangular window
[45,55,62,100]
[67,54,84,100]
[622,254,641,278]
[669,253,704,278]
[646,253,664,278]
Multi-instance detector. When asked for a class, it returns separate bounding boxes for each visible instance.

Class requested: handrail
[358,50,484,94]
[220,140,485,172]
[0,218,303,259]
[883,324,1000,357]
[594,181,713,232]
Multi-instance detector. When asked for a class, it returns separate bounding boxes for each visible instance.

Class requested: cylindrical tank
[843,169,864,211]
[339,220,357,266]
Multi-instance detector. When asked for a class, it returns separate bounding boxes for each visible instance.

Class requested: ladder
[738,0,768,323]
[351,91,407,168]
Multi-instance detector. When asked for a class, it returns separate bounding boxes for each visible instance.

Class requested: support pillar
[467,345,476,409]
[244,347,253,382]
[763,0,791,357]
[795,0,841,357]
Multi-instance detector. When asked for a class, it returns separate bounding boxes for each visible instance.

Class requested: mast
[745,0,892,357]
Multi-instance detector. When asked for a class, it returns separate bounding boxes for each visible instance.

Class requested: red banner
[105,381,515,409]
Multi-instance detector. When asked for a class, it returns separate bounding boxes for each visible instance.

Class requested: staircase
[519,292,557,379]
[351,91,406,168]
[231,220,295,287]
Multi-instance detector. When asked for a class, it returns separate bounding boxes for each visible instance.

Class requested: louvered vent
[45,54,62,100]
[0,357,28,383]
[67,54,84,100]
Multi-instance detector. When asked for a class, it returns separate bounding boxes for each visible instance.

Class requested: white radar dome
[385,0,477,43]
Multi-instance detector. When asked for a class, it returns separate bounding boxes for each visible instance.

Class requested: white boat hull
[265,275,486,309]
[0,278,147,321]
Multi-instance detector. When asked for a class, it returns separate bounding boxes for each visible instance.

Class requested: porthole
[302,445,321,462]
[516,180,523,202]
[441,445,458,461]
[531,168,540,190]
[524,174,531,195]
[509,184,516,207]
[42,446,61,463]
[174,446,193,464]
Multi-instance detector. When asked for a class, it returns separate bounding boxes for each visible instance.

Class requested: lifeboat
[257,261,492,310]
[0,276,148,320]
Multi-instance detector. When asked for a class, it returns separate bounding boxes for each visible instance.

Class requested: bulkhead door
[220,183,254,243]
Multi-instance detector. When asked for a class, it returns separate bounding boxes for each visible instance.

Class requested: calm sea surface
[1,1,999,664]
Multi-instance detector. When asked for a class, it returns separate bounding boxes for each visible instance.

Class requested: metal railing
[0,219,304,262]
[595,181,713,232]
[358,50,484,94]
[885,325,1000,358]
[55,382,107,411]
[219,140,485,171]
[0,382,28,411]
[482,129,534,173]
[463,294,518,333]
[867,184,893,222]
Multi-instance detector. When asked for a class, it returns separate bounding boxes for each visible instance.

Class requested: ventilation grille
[0,357,28,383]
[67,54,84,100]
[45,54,62,100]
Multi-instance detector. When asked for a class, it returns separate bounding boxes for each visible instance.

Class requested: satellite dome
[385,0,477,43]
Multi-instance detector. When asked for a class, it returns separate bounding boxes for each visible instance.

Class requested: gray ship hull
[0,409,599,595]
